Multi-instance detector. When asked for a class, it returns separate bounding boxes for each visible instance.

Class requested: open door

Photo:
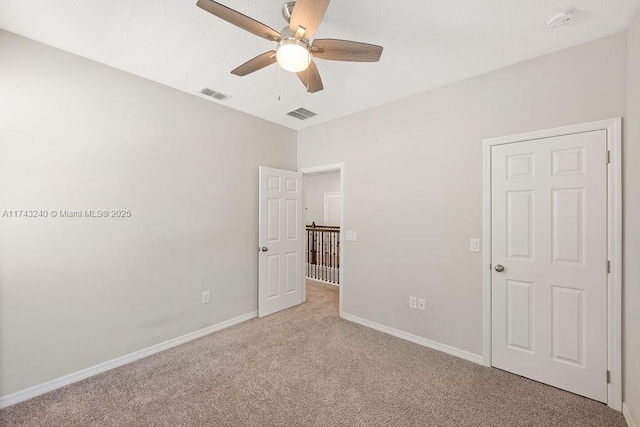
[258,166,304,317]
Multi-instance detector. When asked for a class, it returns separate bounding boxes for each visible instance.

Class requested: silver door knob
[261,247,268,252]
[495,264,505,272]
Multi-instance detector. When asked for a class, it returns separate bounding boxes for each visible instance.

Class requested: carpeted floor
[0,282,626,426]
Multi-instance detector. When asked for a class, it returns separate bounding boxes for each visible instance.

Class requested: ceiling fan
[196,0,383,93]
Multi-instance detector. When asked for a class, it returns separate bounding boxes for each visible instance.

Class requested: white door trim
[299,163,345,318]
[482,118,622,411]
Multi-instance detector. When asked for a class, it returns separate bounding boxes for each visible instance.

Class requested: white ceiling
[1,0,638,130]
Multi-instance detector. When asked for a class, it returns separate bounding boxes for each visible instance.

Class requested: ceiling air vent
[286,107,317,121]
[198,87,231,101]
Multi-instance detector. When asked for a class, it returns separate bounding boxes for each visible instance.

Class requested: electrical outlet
[409,296,417,309]
[418,298,426,311]
[470,238,480,252]
[202,291,210,304]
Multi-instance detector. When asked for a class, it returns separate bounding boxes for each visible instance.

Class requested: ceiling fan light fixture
[276,38,311,72]
[196,0,383,92]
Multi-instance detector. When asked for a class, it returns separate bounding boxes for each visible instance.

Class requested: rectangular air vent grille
[287,107,317,120]
[198,87,231,101]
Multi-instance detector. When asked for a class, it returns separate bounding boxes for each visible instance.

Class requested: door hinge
[607,260,611,274]
[607,370,611,383]
[606,150,611,164]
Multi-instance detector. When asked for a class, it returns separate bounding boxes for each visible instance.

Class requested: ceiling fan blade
[289,0,330,39]
[296,60,323,93]
[196,0,281,41]
[312,39,383,62]
[231,51,277,76]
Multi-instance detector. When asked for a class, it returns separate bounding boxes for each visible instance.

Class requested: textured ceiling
[1,0,638,130]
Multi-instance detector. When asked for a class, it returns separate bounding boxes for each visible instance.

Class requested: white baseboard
[624,402,638,427]
[0,311,257,409]
[342,312,484,365]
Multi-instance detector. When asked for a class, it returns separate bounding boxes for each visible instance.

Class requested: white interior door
[258,167,303,317]
[491,130,608,402]
[324,192,342,226]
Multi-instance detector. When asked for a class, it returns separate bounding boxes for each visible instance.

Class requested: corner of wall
[623,4,640,422]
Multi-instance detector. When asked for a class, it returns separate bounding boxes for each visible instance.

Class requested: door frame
[481,118,622,411]
[299,163,345,318]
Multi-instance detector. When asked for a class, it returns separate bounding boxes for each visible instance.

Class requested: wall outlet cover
[346,231,357,241]
[202,291,210,304]
[418,298,426,311]
[470,238,480,252]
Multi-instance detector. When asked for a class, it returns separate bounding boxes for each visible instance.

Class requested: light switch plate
[346,231,357,241]
[418,298,426,311]
[470,238,480,252]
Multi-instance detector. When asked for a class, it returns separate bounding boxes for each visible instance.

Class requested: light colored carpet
[0,282,626,426]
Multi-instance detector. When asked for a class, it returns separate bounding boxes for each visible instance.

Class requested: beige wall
[624,8,640,423]
[304,173,340,226]
[298,33,627,356]
[0,31,297,396]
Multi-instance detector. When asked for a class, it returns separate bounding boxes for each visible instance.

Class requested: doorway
[300,164,344,318]
[482,118,622,410]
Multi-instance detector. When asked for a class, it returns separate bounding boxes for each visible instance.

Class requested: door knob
[261,247,268,252]
[495,264,505,272]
